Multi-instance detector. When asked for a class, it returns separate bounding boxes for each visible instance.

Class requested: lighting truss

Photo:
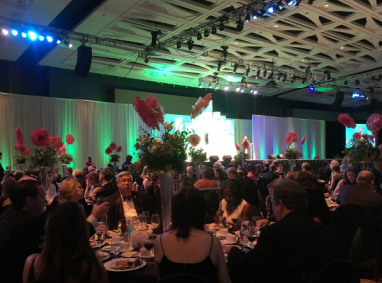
[0,16,147,54]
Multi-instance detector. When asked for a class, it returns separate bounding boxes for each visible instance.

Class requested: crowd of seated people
[3,154,382,283]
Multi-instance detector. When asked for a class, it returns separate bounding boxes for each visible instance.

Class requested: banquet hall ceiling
[2,0,382,108]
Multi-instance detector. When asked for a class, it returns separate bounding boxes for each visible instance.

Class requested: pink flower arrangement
[132,95,164,130]
[188,134,201,147]
[66,134,75,145]
[338,113,356,129]
[49,135,64,151]
[353,132,361,140]
[110,142,117,150]
[16,127,23,145]
[285,132,298,146]
[301,136,306,145]
[60,145,66,155]
[116,146,122,153]
[367,114,382,141]
[191,93,212,119]
[105,147,113,155]
[242,139,250,150]
[31,129,49,147]
[235,144,241,151]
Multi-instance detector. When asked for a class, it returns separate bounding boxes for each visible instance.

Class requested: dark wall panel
[326,121,345,159]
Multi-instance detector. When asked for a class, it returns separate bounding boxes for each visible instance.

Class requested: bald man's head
[357,171,374,187]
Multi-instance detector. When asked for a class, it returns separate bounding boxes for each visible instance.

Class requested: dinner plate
[208,223,233,230]
[121,251,138,258]
[104,258,146,272]
[96,251,110,261]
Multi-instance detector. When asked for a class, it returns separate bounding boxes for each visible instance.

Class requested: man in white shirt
[106,171,147,230]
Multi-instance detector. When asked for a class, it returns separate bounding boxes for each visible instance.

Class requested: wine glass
[252,216,261,229]
[240,221,250,245]
[144,238,155,256]
[95,222,107,251]
[111,235,122,258]
[142,211,150,224]
[139,214,148,230]
[151,214,160,229]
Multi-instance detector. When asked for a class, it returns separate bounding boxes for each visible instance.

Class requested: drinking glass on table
[240,221,250,245]
[252,216,261,229]
[139,214,148,230]
[111,235,122,258]
[144,238,155,255]
[142,211,150,224]
[95,222,107,251]
[151,214,160,229]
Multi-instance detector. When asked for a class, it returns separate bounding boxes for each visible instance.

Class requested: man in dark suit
[95,168,118,200]
[261,160,270,173]
[106,171,147,230]
[339,171,382,214]
[227,180,339,283]
[0,152,4,181]
[262,164,279,183]
[317,161,331,183]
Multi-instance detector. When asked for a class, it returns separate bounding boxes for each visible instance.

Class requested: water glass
[252,216,261,229]
[142,211,150,223]
[151,214,160,229]
[111,235,122,258]
[117,220,122,235]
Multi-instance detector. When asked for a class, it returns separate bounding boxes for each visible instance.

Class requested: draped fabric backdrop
[0,92,140,170]
[252,115,325,160]
[232,119,253,159]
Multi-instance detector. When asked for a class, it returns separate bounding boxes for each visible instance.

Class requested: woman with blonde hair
[134,166,149,191]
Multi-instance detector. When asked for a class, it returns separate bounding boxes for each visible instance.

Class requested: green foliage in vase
[14,155,26,165]
[284,146,302,159]
[188,147,207,164]
[234,152,249,163]
[343,134,381,165]
[58,153,74,165]
[134,123,194,174]
[110,154,120,163]
[27,145,57,168]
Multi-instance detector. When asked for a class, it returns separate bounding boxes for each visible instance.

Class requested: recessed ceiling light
[324,4,328,7]
[340,47,344,49]
[274,25,278,27]
[302,59,304,61]
[234,42,237,44]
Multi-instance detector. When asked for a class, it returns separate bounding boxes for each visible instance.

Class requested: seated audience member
[184,166,196,182]
[180,176,194,190]
[276,164,285,178]
[106,171,147,230]
[22,202,108,283]
[295,171,316,183]
[271,160,279,166]
[262,164,279,182]
[327,164,342,194]
[214,168,227,187]
[303,185,332,227]
[194,168,219,188]
[0,180,46,283]
[265,178,285,224]
[95,168,118,200]
[231,167,259,208]
[0,178,17,214]
[84,171,102,201]
[86,156,94,167]
[227,181,339,282]
[73,169,86,190]
[216,179,261,230]
[66,167,74,179]
[154,188,231,283]
[88,166,96,173]
[213,161,224,170]
[317,161,331,183]
[122,155,133,170]
[285,171,297,180]
[14,170,25,182]
[333,167,358,197]
[135,166,149,191]
[262,160,270,173]
[338,171,382,212]
[246,164,258,181]
[372,158,382,194]
[301,162,311,172]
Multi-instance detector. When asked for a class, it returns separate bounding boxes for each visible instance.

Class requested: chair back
[309,259,359,283]
[156,273,210,283]
[332,204,378,260]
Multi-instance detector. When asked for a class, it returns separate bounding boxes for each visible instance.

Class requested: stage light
[268,6,275,13]
[355,79,360,86]
[38,35,44,41]
[235,86,240,92]
[69,43,73,48]
[241,88,244,93]
[56,39,61,44]
[224,86,229,91]
[295,0,301,6]
[187,39,194,50]
[221,46,228,59]
[344,80,348,85]
[28,31,37,41]
[151,30,161,47]
[1,29,8,36]
[277,1,285,10]
[217,61,222,71]
[301,78,306,85]
[144,57,149,63]
[208,82,212,88]
[236,20,244,31]
[260,8,267,16]
[263,69,267,78]
[245,67,250,76]
[215,84,219,89]
[252,12,259,20]
[351,91,366,99]
[11,29,18,36]
[277,74,281,81]
[291,76,296,83]
[309,84,315,91]
[211,26,217,34]
[219,22,225,31]
[254,90,258,94]
[176,41,181,49]
[46,36,53,42]
[22,32,27,38]
[282,74,287,82]
[244,14,251,23]
[233,63,238,74]
[204,29,209,37]
[256,69,261,78]
[199,83,202,88]
[268,71,274,80]
[287,0,294,5]
[196,33,202,40]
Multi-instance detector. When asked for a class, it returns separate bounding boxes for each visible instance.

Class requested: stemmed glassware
[95,222,107,252]
[151,214,160,230]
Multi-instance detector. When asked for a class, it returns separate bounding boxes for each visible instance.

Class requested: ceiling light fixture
[219,22,225,31]
[211,26,217,34]
[233,63,238,74]
[144,56,149,63]
[217,61,222,71]
[263,69,267,78]
[151,30,161,47]
[245,14,251,23]
[176,41,181,49]
[187,39,194,50]
[236,19,244,31]
[196,32,202,40]
[224,85,229,91]
[204,29,209,37]
[246,67,250,76]
[221,46,228,60]
[291,76,296,83]
[256,69,261,78]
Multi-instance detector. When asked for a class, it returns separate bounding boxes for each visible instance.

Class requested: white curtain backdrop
[0,92,140,170]
[252,115,325,160]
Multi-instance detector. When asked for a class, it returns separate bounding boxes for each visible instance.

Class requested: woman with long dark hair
[22,201,108,283]
[154,188,230,283]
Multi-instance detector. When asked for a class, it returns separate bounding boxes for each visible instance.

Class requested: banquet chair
[332,204,379,261]
[309,259,359,283]
[156,273,210,283]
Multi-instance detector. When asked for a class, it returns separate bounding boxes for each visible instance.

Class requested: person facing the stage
[86,156,94,167]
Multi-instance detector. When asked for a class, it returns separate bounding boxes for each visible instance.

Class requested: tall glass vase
[19,164,25,171]
[40,167,49,192]
[60,164,67,179]
[159,172,172,232]
[289,159,296,172]
[195,164,201,181]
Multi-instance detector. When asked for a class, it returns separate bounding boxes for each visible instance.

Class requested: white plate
[104,258,146,272]
[121,251,138,258]
[96,251,110,261]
